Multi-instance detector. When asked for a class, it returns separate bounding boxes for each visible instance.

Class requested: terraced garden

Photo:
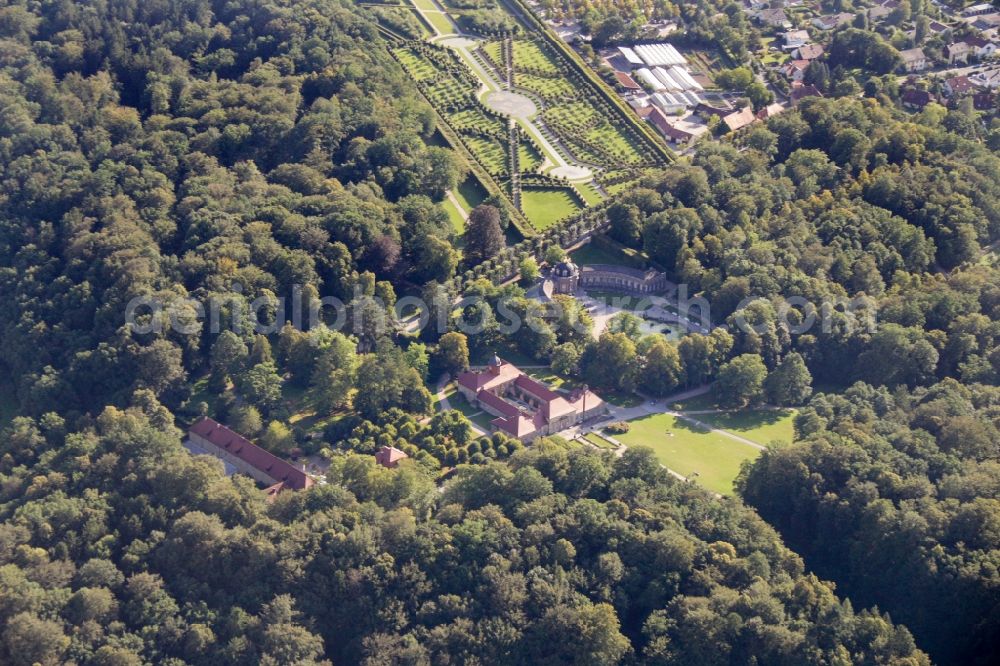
[511,39,560,74]
[395,0,671,237]
[514,72,575,99]
[465,135,508,177]
[520,187,582,229]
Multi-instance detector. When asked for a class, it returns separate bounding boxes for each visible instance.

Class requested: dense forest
[740,380,1000,665]
[0,0,465,417]
[0,399,930,664]
[0,0,999,663]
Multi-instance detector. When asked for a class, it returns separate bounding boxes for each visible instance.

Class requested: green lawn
[441,196,466,234]
[434,383,457,411]
[186,375,224,417]
[616,413,762,495]
[520,187,581,229]
[447,390,496,430]
[517,142,542,172]
[456,174,488,210]
[583,432,617,450]
[668,391,719,412]
[577,182,604,206]
[409,0,455,34]
[696,409,796,447]
[570,241,635,267]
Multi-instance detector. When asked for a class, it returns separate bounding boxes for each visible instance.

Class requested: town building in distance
[456,356,606,441]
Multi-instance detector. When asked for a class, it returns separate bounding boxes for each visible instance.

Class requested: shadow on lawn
[702,408,793,431]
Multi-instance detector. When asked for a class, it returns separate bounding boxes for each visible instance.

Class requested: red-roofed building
[614,71,642,91]
[780,60,810,83]
[901,88,934,109]
[187,417,314,494]
[375,445,409,468]
[722,106,757,133]
[455,356,606,441]
[789,83,823,105]
[945,75,976,97]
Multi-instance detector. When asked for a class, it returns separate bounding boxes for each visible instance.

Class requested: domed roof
[552,260,579,278]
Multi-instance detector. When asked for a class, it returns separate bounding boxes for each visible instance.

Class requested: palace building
[456,356,606,442]
[550,261,668,295]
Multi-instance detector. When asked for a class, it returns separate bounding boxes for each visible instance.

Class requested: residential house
[928,20,950,35]
[695,102,733,118]
[722,106,757,133]
[375,445,408,468]
[781,59,810,82]
[973,91,995,109]
[899,47,928,72]
[945,40,973,64]
[971,14,1000,33]
[789,82,823,104]
[868,4,894,21]
[945,75,976,96]
[970,68,1000,88]
[756,102,786,119]
[963,3,995,18]
[756,8,792,29]
[783,29,811,49]
[614,71,643,91]
[647,107,708,145]
[901,88,934,109]
[812,13,853,30]
[965,35,997,58]
[794,44,824,60]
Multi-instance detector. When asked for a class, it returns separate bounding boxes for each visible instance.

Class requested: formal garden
[394,0,672,237]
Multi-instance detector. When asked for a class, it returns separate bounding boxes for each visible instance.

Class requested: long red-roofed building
[455,356,606,441]
[187,417,314,494]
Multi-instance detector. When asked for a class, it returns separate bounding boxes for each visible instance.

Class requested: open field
[696,409,796,447]
[520,187,581,229]
[570,241,634,267]
[411,0,455,34]
[616,412,761,495]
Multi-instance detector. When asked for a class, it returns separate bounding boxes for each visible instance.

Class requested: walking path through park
[446,191,469,221]
[434,374,489,436]
[595,386,766,452]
